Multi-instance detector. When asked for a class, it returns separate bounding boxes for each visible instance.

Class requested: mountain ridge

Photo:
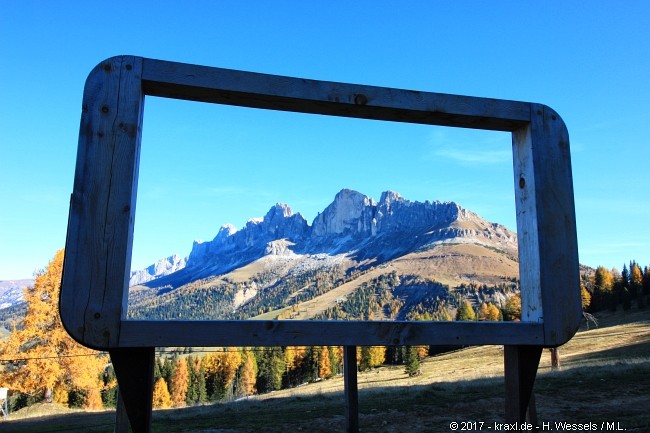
[131,188,517,290]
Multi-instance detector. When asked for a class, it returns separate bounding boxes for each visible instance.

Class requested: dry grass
[3,308,650,432]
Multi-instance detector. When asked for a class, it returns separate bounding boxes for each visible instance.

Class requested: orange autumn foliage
[0,250,107,407]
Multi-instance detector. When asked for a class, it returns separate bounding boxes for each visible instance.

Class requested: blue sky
[1,1,648,279]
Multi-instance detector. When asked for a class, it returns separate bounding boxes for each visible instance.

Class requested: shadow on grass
[4,347,650,433]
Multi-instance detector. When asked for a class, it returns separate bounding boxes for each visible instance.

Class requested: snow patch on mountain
[0,279,33,310]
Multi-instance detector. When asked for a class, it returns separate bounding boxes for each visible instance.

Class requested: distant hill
[0,279,32,310]
[127,189,520,321]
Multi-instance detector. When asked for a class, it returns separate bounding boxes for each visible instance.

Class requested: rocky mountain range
[0,279,32,310]
[127,189,520,321]
[131,189,517,288]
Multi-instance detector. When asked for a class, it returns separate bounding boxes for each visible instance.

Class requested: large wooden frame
[60,56,581,431]
[61,55,580,350]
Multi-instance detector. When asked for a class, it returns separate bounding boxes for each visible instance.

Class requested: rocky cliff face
[129,255,187,287]
[133,189,517,289]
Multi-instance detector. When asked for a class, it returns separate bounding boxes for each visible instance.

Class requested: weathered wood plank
[512,105,581,345]
[60,55,580,351]
[118,320,544,347]
[61,56,144,348]
[528,105,581,345]
[344,346,359,433]
[504,345,542,424]
[512,112,543,324]
[110,348,155,433]
[141,58,531,131]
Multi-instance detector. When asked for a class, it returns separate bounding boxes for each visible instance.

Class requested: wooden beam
[344,346,359,433]
[60,55,581,353]
[117,320,544,347]
[61,56,144,349]
[114,390,130,433]
[110,348,155,433]
[141,58,531,131]
[504,345,542,424]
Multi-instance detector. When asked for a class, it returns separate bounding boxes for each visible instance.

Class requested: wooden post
[344,346,359,433]
[110,348,155,433]
[114,389,130,433]
[550,347,560,369]
[60,56,582,432]
[504,345,542,426]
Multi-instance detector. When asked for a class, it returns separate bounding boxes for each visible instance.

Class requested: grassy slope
[253,243,519,321]
[3,308,650,433]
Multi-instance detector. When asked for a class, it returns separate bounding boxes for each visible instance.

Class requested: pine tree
[622,264,630,288]
[256,347,285,393]
[643,266,650,296]
[619,265,632,310]
[0,250,107,408]
[592,266,615,312]
[185,356,196,405]
[630,263,643,307]
[161,357,174,385]
[403,346,420,377]
[283,346,308,387]
[152,377,172,409]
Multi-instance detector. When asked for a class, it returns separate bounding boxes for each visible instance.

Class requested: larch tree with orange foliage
[203,348,242,400]
[478,302,501,321]
[317,346,332,379]
[237,350,257,397]
[169,357,189,407]
[0,250,107,409]
[152,377,172,409]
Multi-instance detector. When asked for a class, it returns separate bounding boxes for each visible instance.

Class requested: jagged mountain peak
[129,254,187,287]
[132,189,517,290]
[379,190,404,205]
[268,202,294,217]
[214,223,238,241]
[312,189,376,237]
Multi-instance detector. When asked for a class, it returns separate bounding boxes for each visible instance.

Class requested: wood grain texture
[141,58,531,131]
[60,55,580,351]
[512,105,581,346]
[118,320,544,347]
[61,56,144,349]
[529,105,581,346]
[512,116,544,323]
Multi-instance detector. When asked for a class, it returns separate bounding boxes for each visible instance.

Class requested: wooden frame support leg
[110,347,155,433]
[504,345,542,425]
[344,346,359,433]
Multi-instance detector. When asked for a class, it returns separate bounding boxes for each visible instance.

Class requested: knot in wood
[354,94,368,106]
